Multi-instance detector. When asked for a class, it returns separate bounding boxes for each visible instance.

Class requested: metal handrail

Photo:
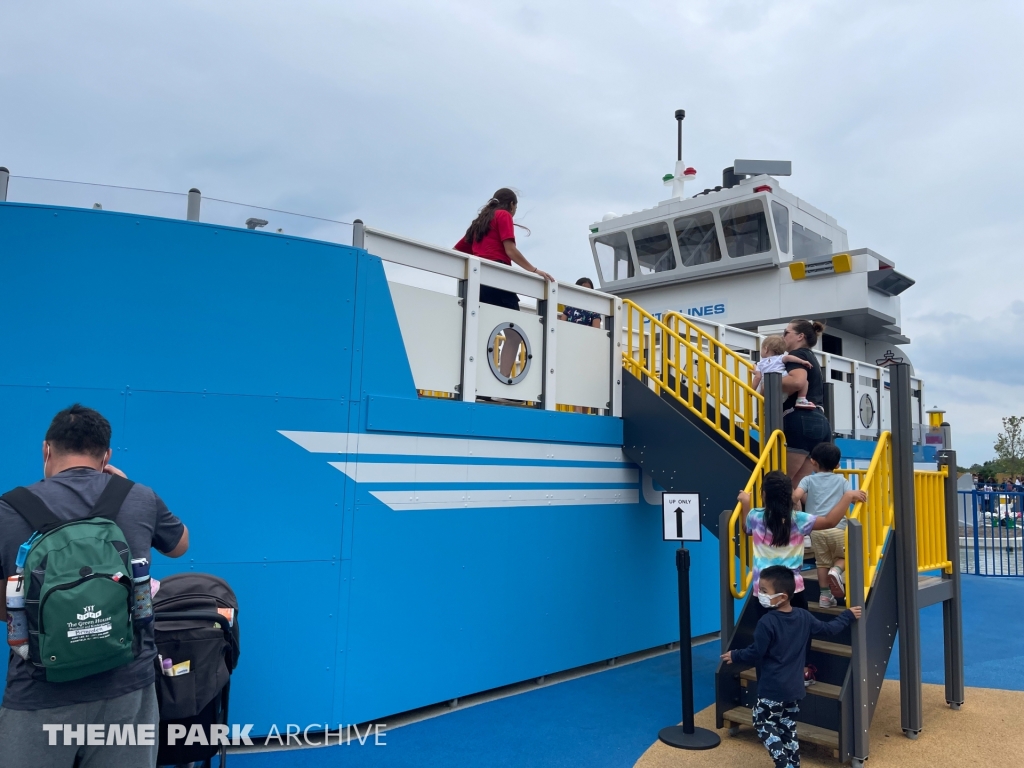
[726,429,787,599]
[661,311,755,384]
[846,432,894,599]
[915,466,952,573]
[622,300,763,461]
[838,468,868,482]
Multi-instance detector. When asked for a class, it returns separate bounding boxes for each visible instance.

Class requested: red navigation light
[754,184,772,193]
[683,167,696,176]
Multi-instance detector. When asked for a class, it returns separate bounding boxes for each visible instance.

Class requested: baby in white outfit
[752,335,815,409]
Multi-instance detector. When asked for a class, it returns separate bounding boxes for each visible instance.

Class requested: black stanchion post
[658,547,721,750]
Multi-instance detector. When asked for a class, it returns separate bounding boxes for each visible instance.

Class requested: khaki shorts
[811,528,846,568]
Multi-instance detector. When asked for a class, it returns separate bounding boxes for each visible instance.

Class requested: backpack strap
[0,475,136,534]
[91,475,136,521]
[1,487,59,534]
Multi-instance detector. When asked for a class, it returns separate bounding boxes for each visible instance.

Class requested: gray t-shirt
[798,471,849,530]
[0,468,184,711]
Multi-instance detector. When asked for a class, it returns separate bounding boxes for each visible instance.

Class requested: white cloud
[0,1,1021,460]
[907,301,1024,464]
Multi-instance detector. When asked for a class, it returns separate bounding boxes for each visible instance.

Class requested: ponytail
[762,471,795,547]
[788,318,825,348]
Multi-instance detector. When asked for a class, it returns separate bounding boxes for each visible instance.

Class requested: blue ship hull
[0,202,720,732]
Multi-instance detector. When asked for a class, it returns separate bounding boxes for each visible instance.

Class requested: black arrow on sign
[674,507,685,538]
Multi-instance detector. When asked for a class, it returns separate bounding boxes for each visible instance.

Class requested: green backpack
[2,475,138,682]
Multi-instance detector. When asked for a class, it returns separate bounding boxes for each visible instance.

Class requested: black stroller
[153,573,241,768]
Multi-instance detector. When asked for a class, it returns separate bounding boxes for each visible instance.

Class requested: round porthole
[486,322,533,385]
[859,393,875,428]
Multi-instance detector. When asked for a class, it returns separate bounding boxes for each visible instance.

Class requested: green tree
[994,416,1024,476]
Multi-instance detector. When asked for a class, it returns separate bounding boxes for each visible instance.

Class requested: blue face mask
[758,592,784,609]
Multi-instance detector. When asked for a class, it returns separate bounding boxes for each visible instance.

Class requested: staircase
[616,303,964,765]
[717,536,901,760]
[714,427,963,765]
[619,300,760,534]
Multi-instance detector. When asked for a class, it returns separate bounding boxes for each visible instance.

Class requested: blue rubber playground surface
[233,575,1023,768]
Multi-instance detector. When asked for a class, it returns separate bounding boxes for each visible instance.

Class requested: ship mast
[664,109,696,199]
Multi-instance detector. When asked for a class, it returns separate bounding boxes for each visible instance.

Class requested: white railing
[0,171,917,432]
[0,173,354,244]
[362,226,623,415]
[648,312,924,442]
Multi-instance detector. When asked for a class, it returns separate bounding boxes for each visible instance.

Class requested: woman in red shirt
[454,188,555,378]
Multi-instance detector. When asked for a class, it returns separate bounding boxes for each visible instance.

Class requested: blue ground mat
[886,574,1024,690]
[231,643,721,768]
[233,575,1021,768]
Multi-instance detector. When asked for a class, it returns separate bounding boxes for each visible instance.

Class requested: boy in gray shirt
[792,442,849,607]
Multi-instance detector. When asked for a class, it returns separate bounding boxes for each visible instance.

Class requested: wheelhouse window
[771,201,790,254]
[719,200,772,258]
[792,222,833,260]
[673,211,721,267]
[631,221,676,274]
[593,230,633,281]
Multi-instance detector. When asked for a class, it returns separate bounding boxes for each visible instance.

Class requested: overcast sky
[2,1,1021,464]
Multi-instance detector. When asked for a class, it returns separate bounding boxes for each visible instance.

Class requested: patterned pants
[752,697,801,768]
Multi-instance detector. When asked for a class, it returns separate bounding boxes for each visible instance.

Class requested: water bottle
[6,575,29,659]
[131,558,154,626]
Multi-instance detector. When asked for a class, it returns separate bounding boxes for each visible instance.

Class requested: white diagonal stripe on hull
[280,431,628,464]
[327,462,637,485]
[369,488,639,510]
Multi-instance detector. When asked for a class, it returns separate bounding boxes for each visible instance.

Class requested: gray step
[812,639,852,658]
[738,668,842,700]
[808,602,847,616]
[722,706,840,751]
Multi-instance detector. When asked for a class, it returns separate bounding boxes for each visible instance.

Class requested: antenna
[675,109,685,161]
[664,110,696,199]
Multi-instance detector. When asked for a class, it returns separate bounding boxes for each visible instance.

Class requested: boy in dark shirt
[721,565,861,768]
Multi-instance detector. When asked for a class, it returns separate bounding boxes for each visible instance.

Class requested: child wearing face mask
[722,566,861,768]
[737,470,866,684]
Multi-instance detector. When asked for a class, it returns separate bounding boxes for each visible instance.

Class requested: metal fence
[958,490,1023,576]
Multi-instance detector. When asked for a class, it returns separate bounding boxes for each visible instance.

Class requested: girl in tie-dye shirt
[739,471,866,602]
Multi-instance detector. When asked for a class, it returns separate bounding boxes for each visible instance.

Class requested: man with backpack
[0,404,189,768]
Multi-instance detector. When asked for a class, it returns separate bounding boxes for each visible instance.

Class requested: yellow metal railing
[726,430,787,598]
[915,466,952,573]
[722,431,947,603]
[662,311,756,385]
[623,300,763,461]
[846,432,895,599]
[837,468,868,486]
